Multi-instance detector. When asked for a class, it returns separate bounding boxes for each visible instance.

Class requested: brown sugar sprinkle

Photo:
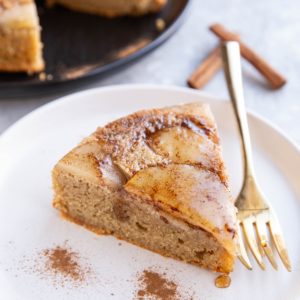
[136,270,179,300]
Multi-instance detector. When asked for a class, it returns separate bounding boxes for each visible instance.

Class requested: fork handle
[221,42,255,178]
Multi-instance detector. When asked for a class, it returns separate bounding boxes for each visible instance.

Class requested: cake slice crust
[52,103,237,273]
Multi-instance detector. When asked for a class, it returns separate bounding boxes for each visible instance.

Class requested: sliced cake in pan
[0,0,44,72]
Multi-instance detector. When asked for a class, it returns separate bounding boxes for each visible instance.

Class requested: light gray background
[1,0,299,145]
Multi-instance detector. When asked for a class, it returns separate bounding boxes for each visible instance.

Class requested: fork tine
[255,214,278,270]
[258,241,266,258]
[236,224,252,270]
[268,214,292,272]
[242,218,265,270]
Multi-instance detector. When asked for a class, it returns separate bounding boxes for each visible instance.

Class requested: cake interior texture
[52,103,237,274]
[0,0,44,72]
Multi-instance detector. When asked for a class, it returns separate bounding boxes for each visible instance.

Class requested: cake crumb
[39,72,53,81]
[46,74,53,80]
[155,18,166,31]
[39,72,46,81]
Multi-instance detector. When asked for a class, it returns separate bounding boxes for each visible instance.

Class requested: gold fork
[221,41,292,271]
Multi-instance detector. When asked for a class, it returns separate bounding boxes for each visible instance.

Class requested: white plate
[0,85,299,300]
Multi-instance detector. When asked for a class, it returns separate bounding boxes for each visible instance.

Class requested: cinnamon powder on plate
[136,270,179,300]
[25,241,93,288]
[43,245,85,282]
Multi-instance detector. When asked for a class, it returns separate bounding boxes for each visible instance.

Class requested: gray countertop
[1,0,299,146]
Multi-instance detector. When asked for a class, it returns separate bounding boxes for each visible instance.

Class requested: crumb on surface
[155,18,166,31]
[39,72,53,81]
[39,72,46,81]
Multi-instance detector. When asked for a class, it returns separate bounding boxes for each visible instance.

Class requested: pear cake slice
[52,103,237,273]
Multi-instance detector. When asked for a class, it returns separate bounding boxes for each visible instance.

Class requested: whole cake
[0,0,44,72]
[52,103,237,273]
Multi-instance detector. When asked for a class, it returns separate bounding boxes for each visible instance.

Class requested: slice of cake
[52,103,237,273]
[47,0,167,17]
[0,0,44,72]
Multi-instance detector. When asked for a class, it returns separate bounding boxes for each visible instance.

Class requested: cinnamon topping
[22,242,94,288]
[42,246,85,282]
[136,270,179,300]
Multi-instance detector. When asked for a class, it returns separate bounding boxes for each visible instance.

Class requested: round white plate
[0,85,299,300]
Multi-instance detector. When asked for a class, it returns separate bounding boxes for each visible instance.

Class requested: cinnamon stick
[209,23,286,89]
[188,46,223,89]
